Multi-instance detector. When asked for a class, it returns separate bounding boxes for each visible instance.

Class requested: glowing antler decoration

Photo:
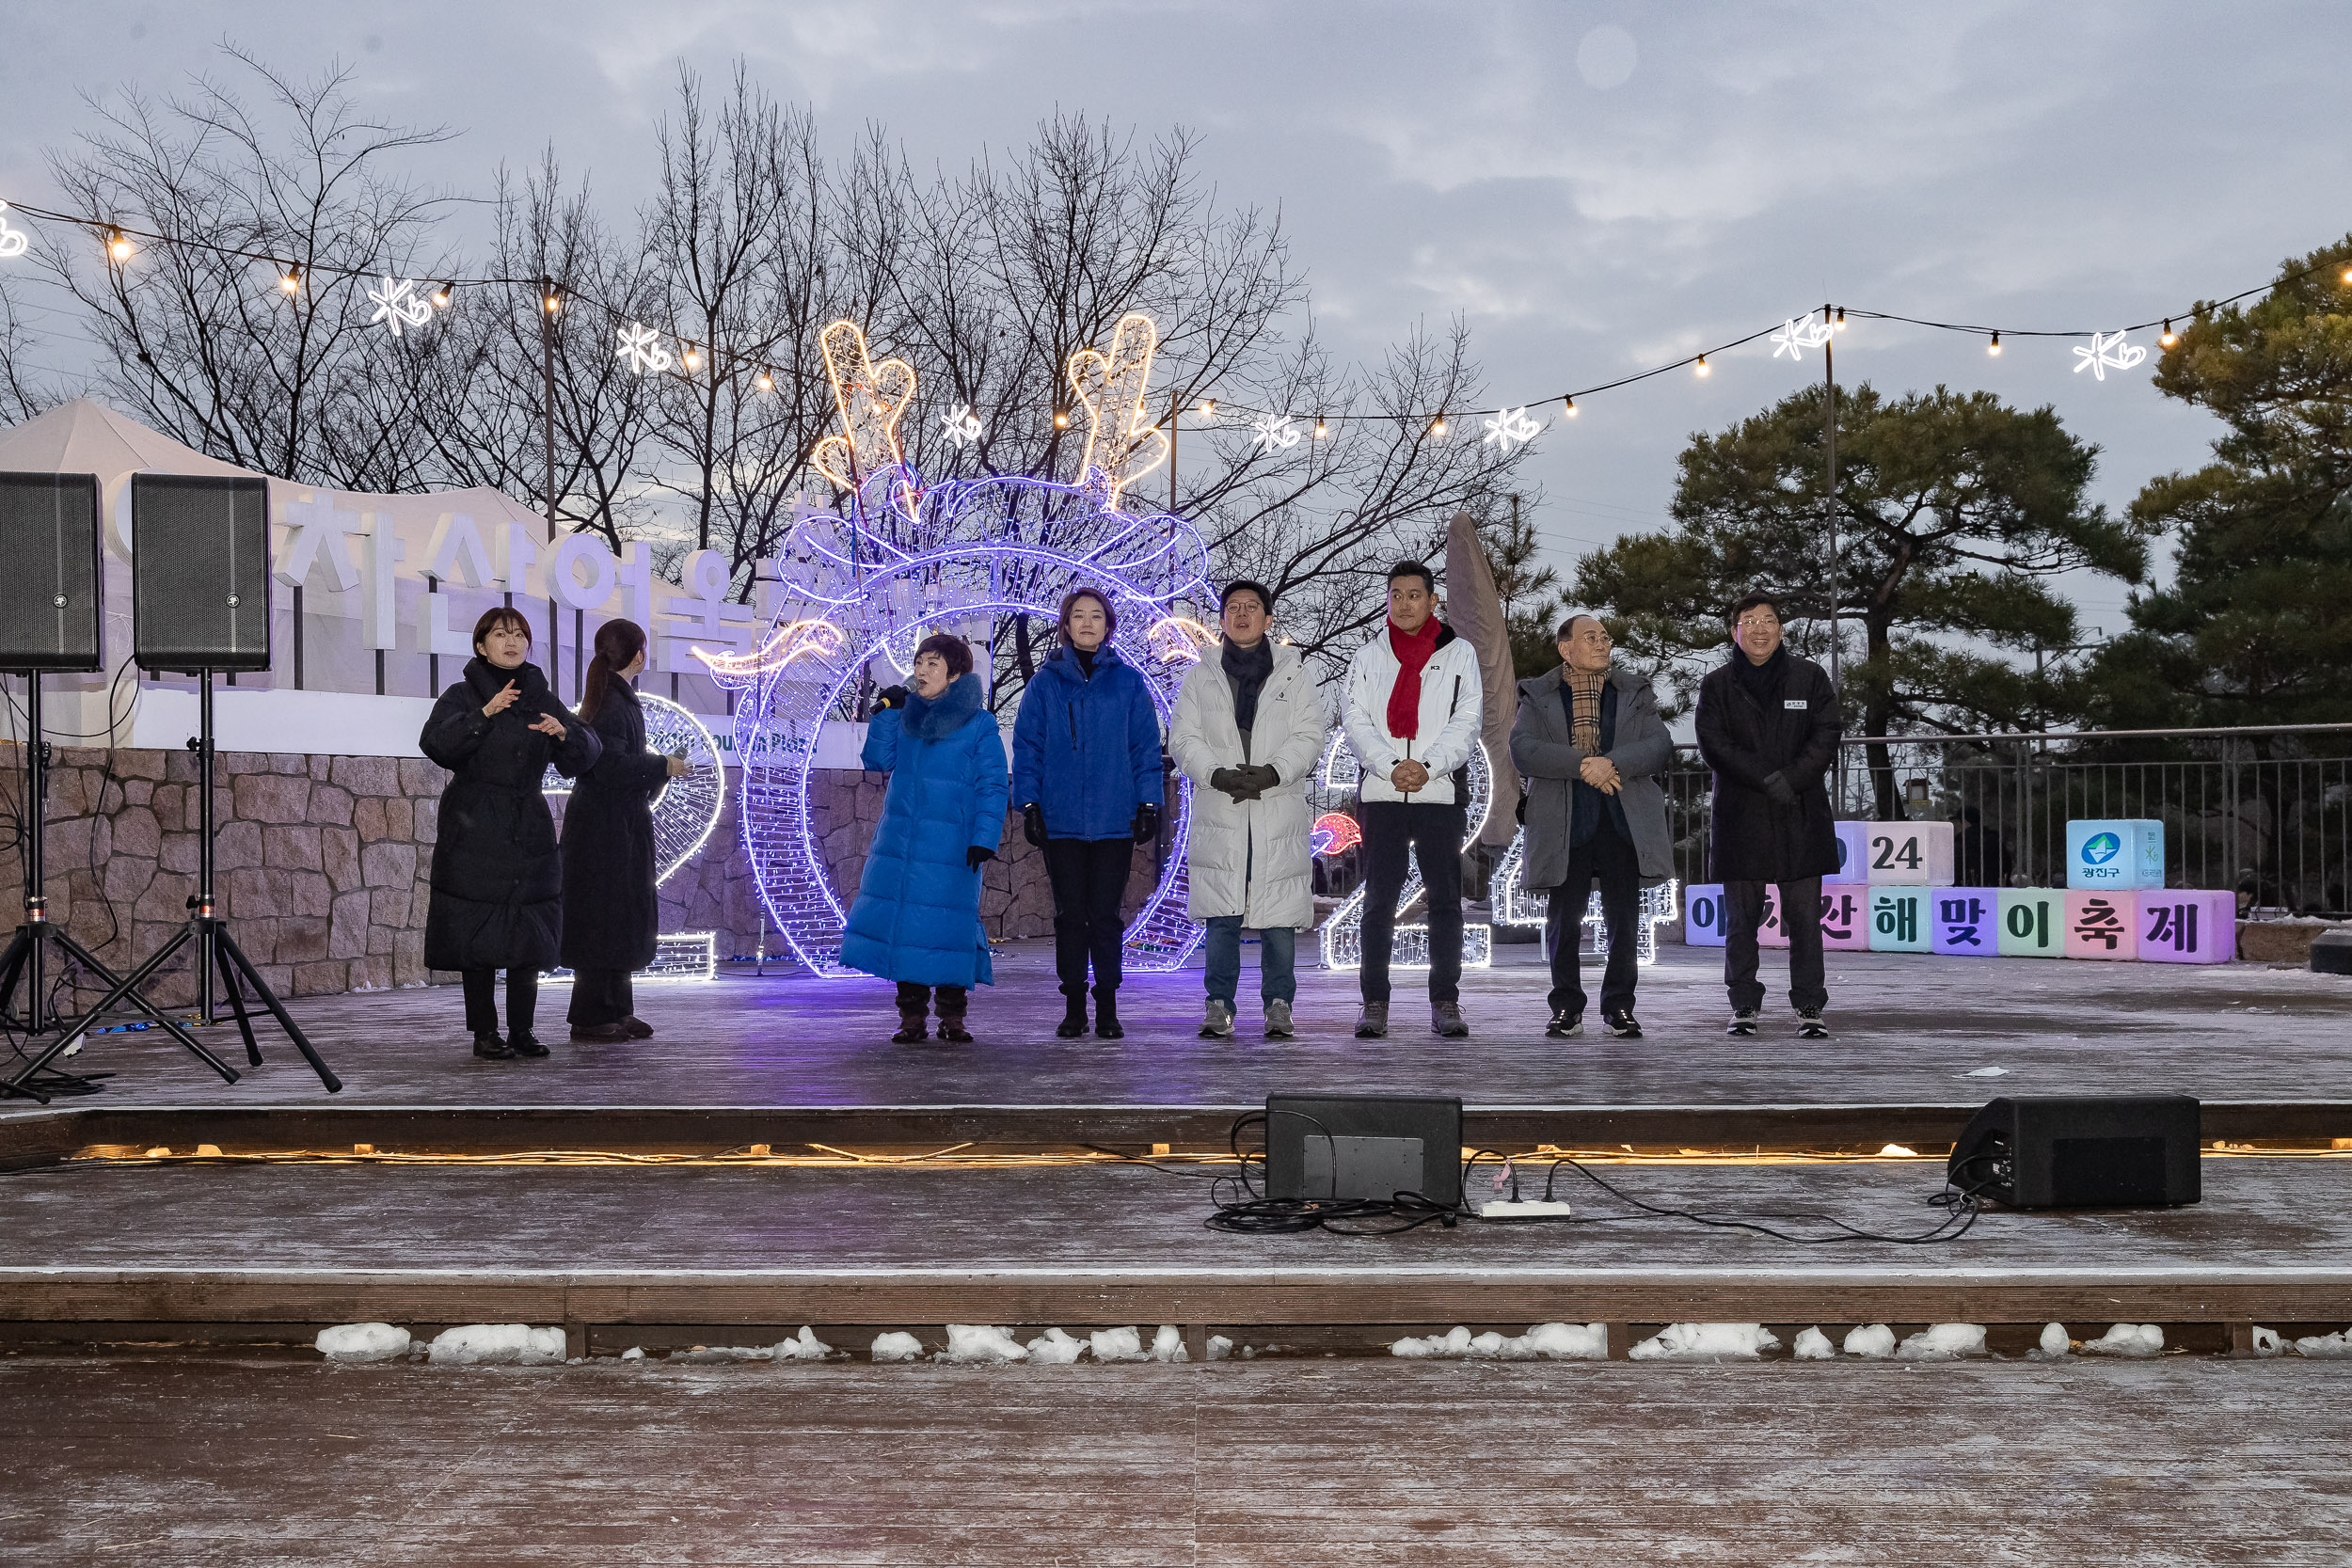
[812,320,917,513]
[1068,311,1170,505]
[695,618,847,680]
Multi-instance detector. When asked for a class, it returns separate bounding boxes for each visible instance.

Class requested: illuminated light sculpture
[1310,811,1362,859]
[1252,413,1301,451]
[541,691,724,888]
[0,203,28,261]
[702,313,1214,978]
[1771,316,1834,360]
[1490,832,1678,965]
[365,276,433,337]
[2072,329,2147,381]
[1310,729,1493,971]
[1068,312,1171,506]
[1482,405,1544,452]
[615,321,675,376]
[941,404,983,449]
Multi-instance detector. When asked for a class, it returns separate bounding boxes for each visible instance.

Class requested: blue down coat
[1010,643,1164,840]
[840,672,1009,989]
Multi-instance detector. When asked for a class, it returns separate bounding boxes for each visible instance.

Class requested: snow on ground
[1390,1323,1608,1360]
[315,1323,411,1362]
[425,1324,565,1365]
[1630,1323,1779,1360]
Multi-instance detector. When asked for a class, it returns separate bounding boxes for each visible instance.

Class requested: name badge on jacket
[1784,699,1807,710]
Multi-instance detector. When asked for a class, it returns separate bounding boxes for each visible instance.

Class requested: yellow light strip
[1067,311,1169,506]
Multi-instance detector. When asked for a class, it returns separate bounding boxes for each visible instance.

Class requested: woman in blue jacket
[841,632,1009,1043]
[1010,588,1164,1040]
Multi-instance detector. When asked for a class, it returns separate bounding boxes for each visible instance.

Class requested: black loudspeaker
[1948,1095,2201,1210]
[129,472,272,673]
[0,471,103,672]
[1264,1093,1464,1206]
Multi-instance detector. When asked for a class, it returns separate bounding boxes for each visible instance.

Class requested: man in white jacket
[1341,561,1484,1037]
[1169,580,1326,1038]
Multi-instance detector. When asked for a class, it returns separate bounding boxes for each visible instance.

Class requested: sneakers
[1545,1008,1582,1038]
[1431,1002,1470,1037]
[1200,999,1236,1038]
[1796,1009,1831,1039]
[1354,1001,1390,1038]
[470,1032,513,1060]
[1725,1009,1761,1037]
[1602,1010,1643,1039]
[1263,999,1295,1039]
[1056,1000,1089,1039]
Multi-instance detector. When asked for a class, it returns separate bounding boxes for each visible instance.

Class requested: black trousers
[1358,799,1466,1005]
[1042,837,1131,999]
[1543,819,1641,1019]
[566,966,634,1028]
[462,967,539,1039]
[1723,876,1828,1013]
[897,980,969,1019]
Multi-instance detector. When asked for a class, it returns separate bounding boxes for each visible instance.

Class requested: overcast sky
[8,1,2348,631]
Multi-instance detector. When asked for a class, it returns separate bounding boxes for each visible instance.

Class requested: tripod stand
[1,673,228,1101]
[2,672,342,1101]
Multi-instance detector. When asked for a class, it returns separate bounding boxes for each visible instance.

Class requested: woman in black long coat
[560,619,691,1043]
[420,607,600,1059]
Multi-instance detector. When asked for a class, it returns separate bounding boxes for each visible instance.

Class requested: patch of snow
[870,1331,924,1363]
[1791,1327,1836,1360]
[620,1346,646,1361]
[1878,1144,1920,1157]
[2295,1329,2352,1358]
[2036,1322,2072,1358]
[1150,1324,1187,1363]
[1025,1327,1087,1364]
[941,1323,1028,1363]
[1630,1323,1779,1361]
[1390,1323,1607,1360]
[315,1323,410,1363]
[425,1324,565,1366]
[1089,1326,1149,1363]
[1842,1323,1898,1359]
[2081,1323,2164,1357]
[1206,1335,1234,1361]
[1965,1067,2009,1077]
[772,1326,832,1361]
[1518,1322,1608,1360]
[2250,1326,2282,1357]
[1898,1323,1988,1360]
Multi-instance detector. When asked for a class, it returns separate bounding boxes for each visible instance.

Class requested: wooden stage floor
[4,1355,2349,1565]
[6,939,2349,1113]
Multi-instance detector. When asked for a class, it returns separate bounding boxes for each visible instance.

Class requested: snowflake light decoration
[615,322,675,376]
[1483,405,1544,451]
[940,404,983,448]
[1252,413,1301,451]
[365,276,432,337]
[699,313,1215,978]
[2072,329,2147,381]
[0,203,27,261]
[1771,316,1834,360]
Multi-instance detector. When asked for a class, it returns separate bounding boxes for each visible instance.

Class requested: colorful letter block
[2066,818,2166,891]
[1817,884,1869,950]
[1867,886,1931,953]
[2063,888,2139,959]
[1855,822,1955,886]
[1684,884,1727,947]
[2137,889,2236,964]
[1929,889,2001,957]
[1997,888,2064,957]
[1828,822,1871,885]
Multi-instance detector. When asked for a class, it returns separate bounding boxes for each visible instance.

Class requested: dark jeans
[897,980,968,1019]
[462,966,539,1039]
[566,965,634,1029]
[1043,836,1131,999]
[1543,820,1641,1019]
[1358,799,1466,1005]
[1724,877,1828,1013]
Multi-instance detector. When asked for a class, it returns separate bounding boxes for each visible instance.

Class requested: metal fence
[1657,724,2352,915]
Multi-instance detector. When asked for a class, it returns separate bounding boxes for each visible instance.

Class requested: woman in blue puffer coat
[841,632,1009,1043]
[1010,589,1165,1040]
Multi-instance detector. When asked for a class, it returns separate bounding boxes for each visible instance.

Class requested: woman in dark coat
[420,607,599,1059]
[560,619,692,1043]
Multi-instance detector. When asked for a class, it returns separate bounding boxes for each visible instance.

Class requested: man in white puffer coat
[1340,561,1484,1038]
[1171,580,1327,1039]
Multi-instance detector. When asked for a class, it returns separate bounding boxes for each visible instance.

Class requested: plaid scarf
[1565,666,1606,752]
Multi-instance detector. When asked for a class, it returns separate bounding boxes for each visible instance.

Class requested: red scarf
[1385,616,1440,740]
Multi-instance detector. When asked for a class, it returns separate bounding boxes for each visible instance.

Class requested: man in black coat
[1694,590,1842,1038]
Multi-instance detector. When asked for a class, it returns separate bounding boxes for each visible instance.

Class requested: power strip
[1479,1199,1574,1218]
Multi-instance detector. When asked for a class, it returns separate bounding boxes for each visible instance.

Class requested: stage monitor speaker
[0,471,104,673]
[1948,1094,2201,1210]
[129,472,272,673]
[1264,1093,1463,1206]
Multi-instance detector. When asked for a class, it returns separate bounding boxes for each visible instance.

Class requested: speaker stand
[1,673,229,1102]
[2,672,342,1101]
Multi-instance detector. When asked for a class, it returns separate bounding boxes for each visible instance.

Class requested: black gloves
[1762,770,1799,807]
[873,685,910,712]
[966,845,996,870]
[1212,765,1279,803]
[1022,802,1046,847]
[1240,764,1281,797]
[1132,804,1160,844]
[1210,767,1248,801]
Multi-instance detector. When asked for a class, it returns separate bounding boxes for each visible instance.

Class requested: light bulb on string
[278,265,301,295]
[430,282,451,309]
[106,230,133,263]
[1987,331,2001,356]
[1431,413,1447,438]
[1562,395,1577,417]
[682,341,703,373]
[755,370,773,392]
[1313,415,1328,439]
[1694,355,1710,377]
[1198,398,1216,418]
[1833,307,1846,330]
[2342,266,2352,285]
[2159,319,2178,347]
[542,288,562,315]
[1054,407,1070,430]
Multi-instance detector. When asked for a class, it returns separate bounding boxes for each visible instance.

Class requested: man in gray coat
[1509,613,1675,1038]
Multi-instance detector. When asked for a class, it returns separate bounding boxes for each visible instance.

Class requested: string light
[278,265,301,294]
[1987,331,2001,356]
[1562,396,1577,417]
[542,287,562,314]
[1431,414,1447,437]
[430,282,451,308]
[1694,355,1710,377]
[2159,319,2178,347]
[1053,407,1070,429]
[106,229,133,262]
[755,370,773,392]
[681,341,703,373]
[1833,307,1846,330]
[1313,416,1328,438]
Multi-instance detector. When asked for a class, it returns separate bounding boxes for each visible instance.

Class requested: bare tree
[0,279,62,423]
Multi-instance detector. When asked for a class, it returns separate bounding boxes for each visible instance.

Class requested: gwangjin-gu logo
[2082,831,2122,865]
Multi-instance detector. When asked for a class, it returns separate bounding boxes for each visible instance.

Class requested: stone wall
[1,744,1143,1002]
